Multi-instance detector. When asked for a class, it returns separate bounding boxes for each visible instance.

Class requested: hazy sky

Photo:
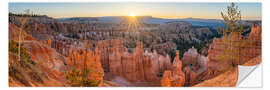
[9,2,261,20]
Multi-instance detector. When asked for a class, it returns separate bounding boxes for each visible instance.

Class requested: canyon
[8,15,262,87]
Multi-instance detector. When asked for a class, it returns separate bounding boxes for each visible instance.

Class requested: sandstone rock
[96,40,170,83]
[10,40,67,86]
[149,51,172,77]
[181,47,208,86]
[194,67,238,87]
[108,49,122,76]
[242,55,261,66]
[161,70,173,87]
[161,50,185,87]
[96,39,127,72]
[195,24,262,87]
[183,66,197,86]
[9,22,69,86]
[47,37,51,47]
[171,50,185,86]
[207,28,261,68]
[24,41,67,72]
[9,23,29,41]
[150,41,177,56]
[249,24,261,41]
[67,48,104,86]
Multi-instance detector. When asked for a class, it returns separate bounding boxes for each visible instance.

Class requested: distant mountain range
[57,16,259,27]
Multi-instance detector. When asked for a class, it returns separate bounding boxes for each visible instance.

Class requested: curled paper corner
[236,64,262,87]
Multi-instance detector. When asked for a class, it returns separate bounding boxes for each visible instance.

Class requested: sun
[129,12,136,18]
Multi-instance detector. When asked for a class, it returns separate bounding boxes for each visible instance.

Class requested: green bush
[65,69,100,87]
[9,40,34,64]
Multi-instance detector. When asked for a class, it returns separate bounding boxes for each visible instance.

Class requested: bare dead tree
[18,18,27,61]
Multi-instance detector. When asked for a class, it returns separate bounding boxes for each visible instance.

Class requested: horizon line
[53,16,261,21]
[9,12,261,21]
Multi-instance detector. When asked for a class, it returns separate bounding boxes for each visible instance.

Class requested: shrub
[9,40,34,64]
[65,69,100,87]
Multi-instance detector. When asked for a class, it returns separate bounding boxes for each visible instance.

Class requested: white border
[8,0,261,3]
[2,0,269,90]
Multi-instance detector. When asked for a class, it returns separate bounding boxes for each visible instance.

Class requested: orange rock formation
[161,50,185,87]
[192,24,262,87]
[96,39,172,83]
[67,48,104,86]
[182,47,208,86]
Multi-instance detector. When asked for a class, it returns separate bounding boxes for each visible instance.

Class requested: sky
[8,2,261,20]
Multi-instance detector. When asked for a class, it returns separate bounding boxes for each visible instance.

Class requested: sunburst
[129,12,136,18]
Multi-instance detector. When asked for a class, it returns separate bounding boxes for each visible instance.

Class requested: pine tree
[218,3,244,35]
